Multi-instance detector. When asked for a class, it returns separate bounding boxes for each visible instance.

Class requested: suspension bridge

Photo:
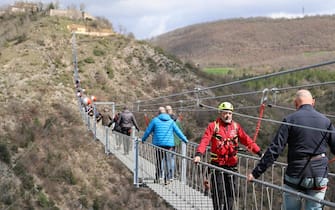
[72,33,335,209]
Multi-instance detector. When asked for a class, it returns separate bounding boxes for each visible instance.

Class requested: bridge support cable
[71,33,335,210]
[199,103,335,135]
[134,60,335,107]
[78,112,335,209]
[134,80,335,115]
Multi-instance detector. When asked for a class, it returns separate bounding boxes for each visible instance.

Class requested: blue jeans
[168,147,175,180]
[283,175,328,210]
[160,148,175,180]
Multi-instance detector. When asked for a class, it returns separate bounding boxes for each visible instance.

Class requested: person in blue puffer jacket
[142,106,188,184]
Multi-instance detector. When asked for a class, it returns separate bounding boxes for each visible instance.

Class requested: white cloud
[269,12,304,19]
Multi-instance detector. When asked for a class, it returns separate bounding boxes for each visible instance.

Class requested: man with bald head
[294,89,315,109]
[247,89,335,210]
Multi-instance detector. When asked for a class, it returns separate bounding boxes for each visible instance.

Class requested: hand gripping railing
[79,110,335,210]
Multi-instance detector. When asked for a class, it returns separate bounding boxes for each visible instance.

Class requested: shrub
[146,57,157,72]
[93,197,101,210]
[84,57,95,64]
[37,192,49,207]
[56,167,77,185]
[0,143,11,164]
[36,40,45,46]
[0,181,17,205]
[21,174,34,190]
[93,48,105,56]
[13,162,26,177]
[43,117,56,135]
[105,65,114,79]
[15,33,28,45]
[79,196,89,208]
[13,162,34,190]
[125,56,132,65]
[152,73,168,89]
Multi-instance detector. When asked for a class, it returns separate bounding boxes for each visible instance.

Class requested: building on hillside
[67,24,114,36]
[9,2,39,13]
[49,9,96,21]
[67,24,87,33]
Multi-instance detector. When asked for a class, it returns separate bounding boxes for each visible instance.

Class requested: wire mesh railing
[78,106,335,209]
[71,33,335,210]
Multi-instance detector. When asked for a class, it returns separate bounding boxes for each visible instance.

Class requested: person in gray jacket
[118,106,140,135]
[118,106,140,154]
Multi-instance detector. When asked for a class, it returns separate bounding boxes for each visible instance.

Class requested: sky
[2,0,335,39]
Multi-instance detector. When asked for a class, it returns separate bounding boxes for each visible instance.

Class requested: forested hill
[151,15,335,72]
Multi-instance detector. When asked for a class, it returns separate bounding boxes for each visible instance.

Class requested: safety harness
[210,121,239,163]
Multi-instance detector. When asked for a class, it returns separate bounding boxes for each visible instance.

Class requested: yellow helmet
[218,102,234,111]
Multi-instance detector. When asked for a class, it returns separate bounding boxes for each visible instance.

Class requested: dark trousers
[211,168,237,210]
[121,127,131,136]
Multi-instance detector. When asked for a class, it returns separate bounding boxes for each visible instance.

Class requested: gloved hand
[256,150,263,158]
[194,156,201,163]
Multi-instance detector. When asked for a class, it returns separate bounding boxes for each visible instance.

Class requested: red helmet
[91,95,97,102]
[83,97,91,105]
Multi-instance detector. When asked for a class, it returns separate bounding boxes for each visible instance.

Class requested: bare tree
[67,4,76,10]
[96,16,114,29]
[127,32,135,39]
[118,24,127,35]
[80,3,85,12]
[37,2,43,11]
[54,0,60,9]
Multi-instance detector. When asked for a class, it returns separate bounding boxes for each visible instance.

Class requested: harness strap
[213,121,238,135]
[253,103,266,142]
[210,152,237,158]
[211,121,239,160]
[297,123,332,187]
[284,179,327,191]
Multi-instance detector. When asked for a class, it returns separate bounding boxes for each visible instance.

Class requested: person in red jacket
[194,102,262,210]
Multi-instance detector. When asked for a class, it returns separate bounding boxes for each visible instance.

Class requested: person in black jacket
[247,89,335,210]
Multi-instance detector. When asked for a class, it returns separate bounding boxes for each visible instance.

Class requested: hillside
[151,15,335,73]
[0,11,203,210]
[1,9,335,210]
